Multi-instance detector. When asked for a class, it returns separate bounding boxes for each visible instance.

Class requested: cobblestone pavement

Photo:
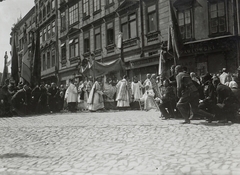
[0,110,240,175]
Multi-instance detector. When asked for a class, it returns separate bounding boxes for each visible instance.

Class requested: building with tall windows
[35,0,58,84]
[10,7,36,82]
[11,0,240,85]
[57,0,165,83]
[172,0,240,75]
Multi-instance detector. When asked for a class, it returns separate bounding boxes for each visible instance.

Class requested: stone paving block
[60,172,74,175]
[191,170,203,175]
[0,168,7,172]
[232,170,240,175]
[212,169,231,175]
[36,171,48,174]
[221,164,230,170]
[180,166,191,174]
[231,163,239,168]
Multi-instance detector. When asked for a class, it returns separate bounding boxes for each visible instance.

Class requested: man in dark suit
[48,82,59,113]
[32,82,49,114]
[175,65,214,124]
[11,84,30,116]
[211,77,240,123]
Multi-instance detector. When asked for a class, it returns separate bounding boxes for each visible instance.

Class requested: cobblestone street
[0,110,240,175]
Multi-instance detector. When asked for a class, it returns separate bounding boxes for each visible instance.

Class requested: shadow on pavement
[193,121,234,126]
[0,153,48,159]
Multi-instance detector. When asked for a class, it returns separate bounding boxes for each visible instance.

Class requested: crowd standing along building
[10,0,240,85]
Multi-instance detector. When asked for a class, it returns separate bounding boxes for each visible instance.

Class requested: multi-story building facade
[172,0,240,75]
[57,0,164,84]
[11,0,240,85]
[57,0,240,84]
[35,0,58,84]
[10,7,36,82]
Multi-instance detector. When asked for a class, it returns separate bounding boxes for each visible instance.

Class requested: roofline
[13,6,35,29]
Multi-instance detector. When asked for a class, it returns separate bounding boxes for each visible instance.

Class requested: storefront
[181,35,239,76]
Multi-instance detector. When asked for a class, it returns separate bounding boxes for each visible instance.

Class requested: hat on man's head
[202,73,212,82]
[222,68,227,72]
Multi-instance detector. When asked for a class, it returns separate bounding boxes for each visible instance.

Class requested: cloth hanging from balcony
[83,58,123,78]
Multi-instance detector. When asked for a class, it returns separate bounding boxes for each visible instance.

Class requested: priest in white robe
[116,75,130,108]
[87,79,104,112]
[140,85,157,111]
[131,76,143,101]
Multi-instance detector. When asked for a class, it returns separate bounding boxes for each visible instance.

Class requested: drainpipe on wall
[140,0,145,57]
[55,0,59,85]
[233,0,240,68]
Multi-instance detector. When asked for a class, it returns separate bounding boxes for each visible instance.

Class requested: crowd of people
[0,65,240,124]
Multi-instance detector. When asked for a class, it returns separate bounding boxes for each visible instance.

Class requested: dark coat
[176,72,198,98]
[11,89,29,115]
[216,84,237,104]
[203,80,216,104]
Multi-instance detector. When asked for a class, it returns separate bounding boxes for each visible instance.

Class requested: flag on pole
[1,52,9,86]
[117,32,125,68]
[167,0,183,60]
[21,25,31,84]
[32,30,41,86]
[6,59,11,67]
[11,32,19,84]
[158,50,164,75]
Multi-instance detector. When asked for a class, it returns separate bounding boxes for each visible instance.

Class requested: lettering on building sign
[183,39,236,55]
[131,57,158,66]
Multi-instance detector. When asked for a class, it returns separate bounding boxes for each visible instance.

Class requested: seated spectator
[140,85,157,111]
[159,79,176,119]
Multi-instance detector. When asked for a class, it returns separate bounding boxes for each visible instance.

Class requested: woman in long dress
[87,79,104,112]
[116,75,130,108]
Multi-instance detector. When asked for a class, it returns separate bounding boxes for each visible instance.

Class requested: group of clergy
[71,74,159,112]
